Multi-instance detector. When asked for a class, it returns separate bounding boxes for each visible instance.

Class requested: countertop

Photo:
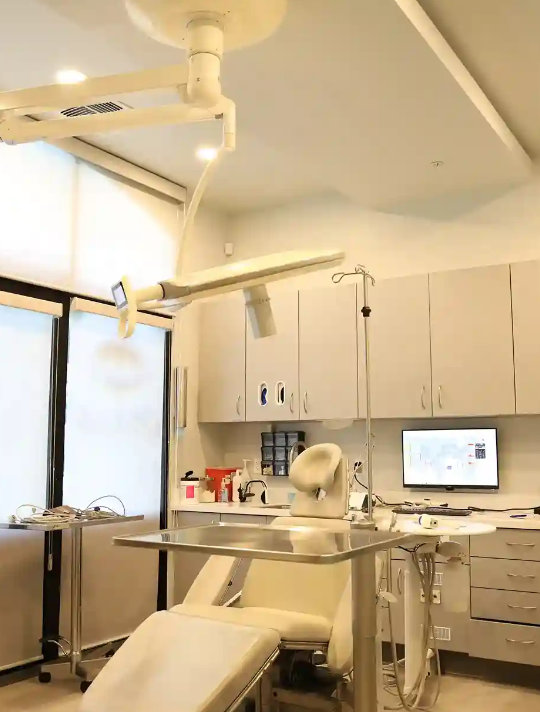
[171,501,290,517]
[171,494,540,530]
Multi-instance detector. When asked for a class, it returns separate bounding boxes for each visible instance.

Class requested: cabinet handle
[397,568,403,595]
[506,542,536,547]
[507,573,536,579]
[289,392,295,413]
[236,395,241,416]
[303,391,308,414]
[507,604,537,611]
[506,638,536,645]
[421,386,426,410]
[438,385,443,409]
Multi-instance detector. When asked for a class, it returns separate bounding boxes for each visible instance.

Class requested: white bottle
[241,459,251,482]
[232,469,243,503]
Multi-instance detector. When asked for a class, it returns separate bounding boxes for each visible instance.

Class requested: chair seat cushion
[81,611,280,712]
[171,603,332,642]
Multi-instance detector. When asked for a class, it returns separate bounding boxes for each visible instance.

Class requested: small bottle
[220,477,230,503]
[232,469,243,503]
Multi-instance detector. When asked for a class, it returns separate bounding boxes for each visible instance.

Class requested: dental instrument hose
[384,548,441,711]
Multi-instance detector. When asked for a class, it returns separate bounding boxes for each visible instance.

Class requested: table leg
[352,553,377,712]
[70,527,83,675]
[166,551,175,609]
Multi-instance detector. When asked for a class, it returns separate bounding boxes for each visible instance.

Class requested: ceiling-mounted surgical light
[112,250,345,338]
[0,1,344,340]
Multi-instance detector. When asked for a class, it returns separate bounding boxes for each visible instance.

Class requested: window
[0,303,57,668]
[60,309,168,646]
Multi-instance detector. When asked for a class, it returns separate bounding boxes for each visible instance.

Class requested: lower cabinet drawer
[471,588,540,625]
[469,619,540,666]
[471,557,540,593]
[470,529,540,561]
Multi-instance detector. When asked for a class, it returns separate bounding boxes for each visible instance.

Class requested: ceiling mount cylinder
[186,16,223,107]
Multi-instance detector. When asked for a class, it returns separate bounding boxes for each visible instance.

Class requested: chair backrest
[289,444,349,520]
[239,517,350,622]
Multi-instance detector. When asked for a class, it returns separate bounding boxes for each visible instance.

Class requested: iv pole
[332,265,376,522]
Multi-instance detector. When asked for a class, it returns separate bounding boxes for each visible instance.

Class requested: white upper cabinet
[429,264,515,417]
[198,297,246,423]
[511,260,540,414]
[360,275,432,418]
[246,290,299,422]
[299,284,358,420]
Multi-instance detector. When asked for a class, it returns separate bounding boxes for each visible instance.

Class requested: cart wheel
[38,672,52,684]
[80,681,92,693]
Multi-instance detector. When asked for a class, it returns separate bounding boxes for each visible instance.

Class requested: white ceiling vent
[60,101,131,118]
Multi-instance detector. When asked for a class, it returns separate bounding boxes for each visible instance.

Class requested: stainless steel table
[115,522,412,712]
[0,515,143,690]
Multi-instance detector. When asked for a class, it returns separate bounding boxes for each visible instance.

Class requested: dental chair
[82,444,359,712]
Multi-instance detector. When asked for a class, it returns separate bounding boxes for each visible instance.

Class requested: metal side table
[115,521,412,712]
[0,514,143,692]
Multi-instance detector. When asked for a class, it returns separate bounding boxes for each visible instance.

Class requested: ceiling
[0,0,536,214]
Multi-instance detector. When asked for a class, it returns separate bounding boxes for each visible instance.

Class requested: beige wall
[194,178,540,496]
[227,176,540,284]
[171,205,230,506]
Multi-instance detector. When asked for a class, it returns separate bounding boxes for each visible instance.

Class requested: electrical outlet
[252,458,262,476]
[420,590,441,605]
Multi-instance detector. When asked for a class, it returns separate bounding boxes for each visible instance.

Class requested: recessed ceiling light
[55,69,87,85]
[196,146,218,162]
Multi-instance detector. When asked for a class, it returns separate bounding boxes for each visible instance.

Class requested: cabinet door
[246,290,299,421]
[511,260,540,414]
[359,275,431,418]
[429,265,515,417]
[299,284,358,420]
[198,297,246,423]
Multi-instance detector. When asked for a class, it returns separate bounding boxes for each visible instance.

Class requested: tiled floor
[0,674,539,711]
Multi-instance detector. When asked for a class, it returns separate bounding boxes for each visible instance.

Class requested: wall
[172,206,230,503]
[227,176,540,284]
[207,178,540,497]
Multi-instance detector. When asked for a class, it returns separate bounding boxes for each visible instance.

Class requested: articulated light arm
[0,15,234,145]
[0,65,189,114]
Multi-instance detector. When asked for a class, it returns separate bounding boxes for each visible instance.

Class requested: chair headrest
[289,443,342,493]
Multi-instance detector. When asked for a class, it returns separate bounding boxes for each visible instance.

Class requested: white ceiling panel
[0,0,532,214]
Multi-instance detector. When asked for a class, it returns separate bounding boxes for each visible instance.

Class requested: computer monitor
[402,428,498,490]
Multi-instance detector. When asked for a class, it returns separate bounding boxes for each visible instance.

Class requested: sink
[259,504,291,510]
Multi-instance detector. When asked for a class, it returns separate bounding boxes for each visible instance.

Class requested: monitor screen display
[111,281,128,309]
[402,428,498,489]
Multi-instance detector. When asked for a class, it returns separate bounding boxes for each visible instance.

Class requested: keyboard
[392,506,472,517]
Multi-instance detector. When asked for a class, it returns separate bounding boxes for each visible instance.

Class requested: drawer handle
[507,573,536,579]
[505,638,536,645]
[506,542,536,547]
[507,604,537,611]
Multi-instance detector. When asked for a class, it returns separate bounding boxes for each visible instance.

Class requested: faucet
[288,441,306,469]
[239,479,268,504]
